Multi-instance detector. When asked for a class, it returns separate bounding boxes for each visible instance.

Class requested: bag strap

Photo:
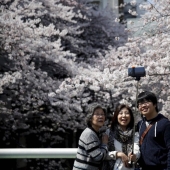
[139,119,158,145]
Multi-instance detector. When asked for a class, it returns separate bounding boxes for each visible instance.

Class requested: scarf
[102,125,133,170]
[113,125,133,155]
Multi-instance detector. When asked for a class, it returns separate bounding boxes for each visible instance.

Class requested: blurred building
[85,0,147,18]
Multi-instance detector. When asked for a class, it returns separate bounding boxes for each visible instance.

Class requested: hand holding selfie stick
[127,66,146,165]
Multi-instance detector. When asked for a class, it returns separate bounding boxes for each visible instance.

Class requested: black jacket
[137,114,170,170]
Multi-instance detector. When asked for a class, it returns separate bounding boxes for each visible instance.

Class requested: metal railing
[0,148,77,159]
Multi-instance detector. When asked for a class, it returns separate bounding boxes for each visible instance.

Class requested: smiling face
[91,108,106,132]
[117,108,131,131]
[138,100,157,120]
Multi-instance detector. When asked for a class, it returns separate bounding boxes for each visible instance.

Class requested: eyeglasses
[93,113,105,117]
[138,101,150,108]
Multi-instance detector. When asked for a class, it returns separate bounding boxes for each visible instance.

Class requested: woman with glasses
[102,104,140,170]
[73,103,108,170]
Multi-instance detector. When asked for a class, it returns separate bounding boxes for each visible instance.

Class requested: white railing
[0,148,77,159]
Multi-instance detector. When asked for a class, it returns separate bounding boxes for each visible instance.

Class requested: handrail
[0,148,77,159]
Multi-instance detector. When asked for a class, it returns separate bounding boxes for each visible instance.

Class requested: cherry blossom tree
[0,0,127,169]
[49,0,170,127]
[114,0,170,119]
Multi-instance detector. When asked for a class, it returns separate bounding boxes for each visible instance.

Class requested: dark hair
[111,104,134,130]
[86,103,107,127]
[137,91,158,112]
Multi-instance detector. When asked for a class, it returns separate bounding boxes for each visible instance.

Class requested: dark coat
[137,114,170,170]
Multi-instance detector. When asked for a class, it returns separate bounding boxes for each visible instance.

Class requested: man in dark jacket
[137,91,170,170]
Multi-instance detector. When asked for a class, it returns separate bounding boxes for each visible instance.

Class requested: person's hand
[102,133,108,145]
[116,152,129,168]
[128,152,137,162]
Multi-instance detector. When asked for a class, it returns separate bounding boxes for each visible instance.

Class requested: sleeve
[133,132,140,161]
[82,132,108,161]
[104,129,117,160]
[164,121,170,169]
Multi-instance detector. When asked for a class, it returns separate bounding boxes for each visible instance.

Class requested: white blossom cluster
[49,0,170,122]
[114,0,170,118]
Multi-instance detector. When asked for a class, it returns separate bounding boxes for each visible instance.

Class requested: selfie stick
[127,66,146,165]
[128,77,140,165]
[132,78,140,156]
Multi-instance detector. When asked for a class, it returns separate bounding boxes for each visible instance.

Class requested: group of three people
[73,91,170,170]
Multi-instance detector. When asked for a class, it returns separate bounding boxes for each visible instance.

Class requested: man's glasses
[138,101,151,108]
